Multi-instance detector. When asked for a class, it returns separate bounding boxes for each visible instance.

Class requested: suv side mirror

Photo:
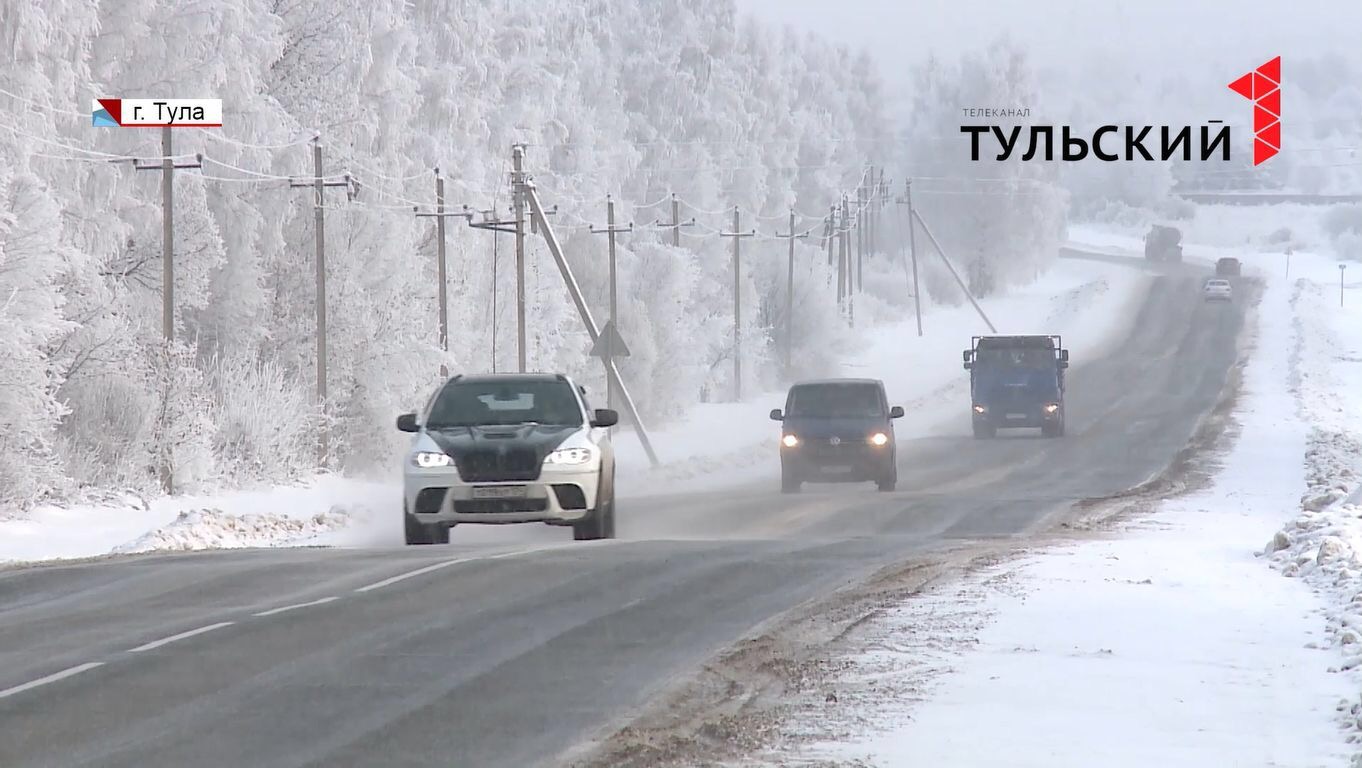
[769,408,784,421]
[962,350,972,363]
[889,406,905,419]
[591,408,619,428]
[1059,349,1070,363]
[396,413,419,433]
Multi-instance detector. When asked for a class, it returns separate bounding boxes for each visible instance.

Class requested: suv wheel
[404,506,449,545]
[574,470,616,541]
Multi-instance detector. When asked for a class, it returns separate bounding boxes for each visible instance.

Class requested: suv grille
[455,448,542,482]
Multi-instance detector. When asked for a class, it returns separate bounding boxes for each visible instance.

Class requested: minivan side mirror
[591,408,619,428]
[769,408,784,421]
[396,413,419,433]
[889,406,905,419]
[1059,349,1070,363]
[962,350,972,363]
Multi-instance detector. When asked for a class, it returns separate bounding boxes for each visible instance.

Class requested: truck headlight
[412,451,453,468]
[781,434,800,448]
[1043,403,1060,414]
[869,432,889,446]
[972,404,987,414]
[545,446,596,465]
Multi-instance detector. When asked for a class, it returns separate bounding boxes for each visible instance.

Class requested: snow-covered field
[0,257,1147,565]
[741,248,1362,765]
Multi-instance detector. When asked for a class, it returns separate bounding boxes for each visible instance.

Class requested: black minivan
[769,378,904,493]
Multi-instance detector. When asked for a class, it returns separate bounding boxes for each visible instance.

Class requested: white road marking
[252,596,340,617]
[0,662,105,700]
[353,546,556,594]
[128,621,235,653]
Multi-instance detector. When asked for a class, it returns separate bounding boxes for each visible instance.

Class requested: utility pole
[895,180,924,337]
[133,127,202,494]
[720,207,756,401]
[415,169,472,377]
[1341,264,1349,307]
[825,205,837,268]
[590,195,633,411]
[775,210,810,373]
[519,172,661,467]
[856,181,865,293]
[512,145,528,372]
[655,193,695,247]
[912,207,997,333]
[837,197,850,317]
[289,138,354,467]
[865,166,874,268]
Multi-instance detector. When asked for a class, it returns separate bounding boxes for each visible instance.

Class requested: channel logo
[1227,57,1280,166]
[92,99,222,128]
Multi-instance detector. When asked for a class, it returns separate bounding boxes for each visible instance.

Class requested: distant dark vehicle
[1144,225,1183,263]
[963,335,1069,438]
[770,378,904,494]
[1215,257,1242,277]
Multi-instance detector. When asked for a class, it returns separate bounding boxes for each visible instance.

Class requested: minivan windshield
[426,380,584,428]
[786,383,884,418]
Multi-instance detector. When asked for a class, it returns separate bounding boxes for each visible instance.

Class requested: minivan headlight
[781,434,800,448]
[869,432,889,446]
[1043,403,1061,414]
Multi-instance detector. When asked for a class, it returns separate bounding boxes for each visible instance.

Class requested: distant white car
[1203,278,1233,302]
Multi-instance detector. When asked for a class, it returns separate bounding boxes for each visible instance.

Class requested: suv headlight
[781,434,800,448]
[1043,403,1061,414]
[545,446,596,465]
[412,451,453,468]
[972,404,987,414]
[869,432,889,446]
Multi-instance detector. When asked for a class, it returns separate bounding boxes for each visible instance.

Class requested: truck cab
[963,335,1069,438]
[1144,224,1183,263]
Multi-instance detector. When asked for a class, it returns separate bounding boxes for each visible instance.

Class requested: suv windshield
[787,383,883,418]
[426,380,584,428]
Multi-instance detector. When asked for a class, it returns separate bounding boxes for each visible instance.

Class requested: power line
[0,85,89,118]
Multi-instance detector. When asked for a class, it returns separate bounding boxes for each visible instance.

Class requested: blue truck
[963,335,1070,438]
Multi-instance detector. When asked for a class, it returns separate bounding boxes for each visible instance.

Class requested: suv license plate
[1006,413,1027,420]
[471,486,529,499]
[823,465,853,474]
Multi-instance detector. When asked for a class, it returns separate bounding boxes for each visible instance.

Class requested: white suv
[396,373,618,545]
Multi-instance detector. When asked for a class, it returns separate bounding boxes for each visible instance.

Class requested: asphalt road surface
[0,259,1246,768]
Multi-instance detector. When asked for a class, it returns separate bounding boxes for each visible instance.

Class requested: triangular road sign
[590,320,631,359]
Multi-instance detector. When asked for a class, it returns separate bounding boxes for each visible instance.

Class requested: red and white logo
[1227,57,1280,166]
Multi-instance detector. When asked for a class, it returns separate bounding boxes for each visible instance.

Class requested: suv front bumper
[404,465,601,526]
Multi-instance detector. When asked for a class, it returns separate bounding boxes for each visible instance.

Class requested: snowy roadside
[0,257,1148,565]
[733,249,1362,766]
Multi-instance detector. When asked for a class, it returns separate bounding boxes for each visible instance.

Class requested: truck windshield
[976,348,1055,370]
[786,383,883,418]
[426,380,584,428]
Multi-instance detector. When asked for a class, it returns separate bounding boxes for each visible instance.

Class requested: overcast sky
[736,0,1362,95]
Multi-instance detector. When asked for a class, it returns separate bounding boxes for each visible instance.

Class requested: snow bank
[0,474,392,565]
